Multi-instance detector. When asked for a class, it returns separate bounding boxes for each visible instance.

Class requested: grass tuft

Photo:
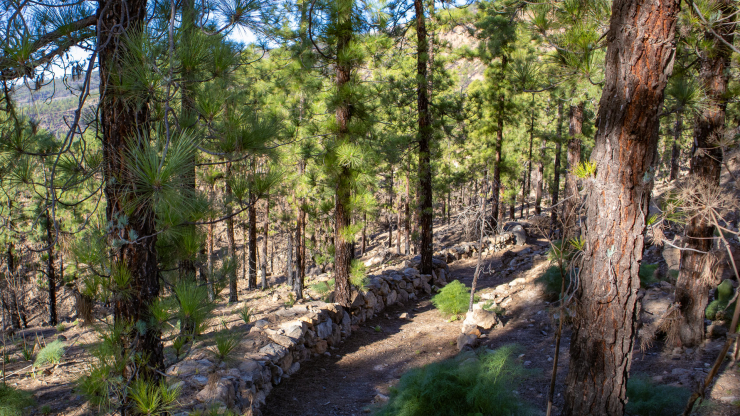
[237,304,252,325]
[0,384,35,416]
[210,330,239,362]
[536,265,570,302]
[34,340,65,367]
[626,375,690,416]
[374,345,533,416]
[431,280,471,318]
[638,263,660,287]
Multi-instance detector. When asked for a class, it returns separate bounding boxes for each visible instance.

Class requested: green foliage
[311,279,336,296]
[0,384,34,416]
[34,340,65,367]
[431,281,471,318]
[211,331,239,362]
[625,376,690,416]
[482,301,505,316]
[573,161,597,179]
[237,304,252,325]
[56,323,66,332]
[284,293,296,307]
[175,280,215,337]
[128,379,181,416]
[638,263,660,287]
[537,266,571,302]
[40,404,51,415]
[19,344,33,362]
[350,260,369,290]
[706,280,736,321]
[374,346,532,416]
[172,336,187,358]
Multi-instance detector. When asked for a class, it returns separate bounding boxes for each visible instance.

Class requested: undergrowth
[34,340,65,367]
[536,265,570,302]
[626,375,690,416]
[374,345,533,416]
[311,279,335,302]
[638,263,660,287]
[0,384,34,416]
[431,281,471,318]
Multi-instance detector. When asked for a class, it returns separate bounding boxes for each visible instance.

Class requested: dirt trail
[262,298,460,416]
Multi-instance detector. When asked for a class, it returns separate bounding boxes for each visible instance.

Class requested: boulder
[341,311,352,337]
[258,343,289,363]
[511,225,527,246]
[387,290,398,305]
[364,290,378,309]
[350,291,365,310]
[456,333,479,351]
[316,320,333,339]
[463,309,501,331]
[196,378,236,408]
[397,289,409,303]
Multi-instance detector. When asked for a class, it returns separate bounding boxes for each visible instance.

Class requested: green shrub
[431,281,471,318]
[210,330,239,362]
[0,384,34,416]
[40,405,51,415]
[626,375,690,416]
[311,279,335,301]
[638,263,660,287]
[536,265,570,302]
[175,280,215,337]
[374,345,532,416]
[56,323,66,332]
[350,260,369,290]
[706,280,736,321]
[129,379,180,416]
[34,340,65,367]
[237,304,252,324]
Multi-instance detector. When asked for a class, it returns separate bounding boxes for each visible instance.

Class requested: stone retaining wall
[167,258,452,415]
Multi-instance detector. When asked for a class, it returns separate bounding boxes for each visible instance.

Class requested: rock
[437,269,447,283]
[662,246,680,272]
[287,362,300,376]
[275,305,309,317]
[374,393,390,403]
[259,343,288,363]
[266,330,299,349]
[280,321,306,339]
[397,289,409,303]
[316,320,333,339]
[463,309,501,330]
[364,291,377,309]
[457,333,478,351]
[196,378,236,408]
[327,323,342,346]
[508,277,526,287]
[350,291,365,310]
[403,267,420,277]
[387,290,398,305]
[422,280,432,295]
[254,319,269,329]
[313,340,328,354]
[341,311,352,337]
[399,312,409,319]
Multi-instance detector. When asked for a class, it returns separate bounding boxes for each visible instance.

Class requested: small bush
[374,345,532,416]
[0,384,34,416]
[175,280,215,337]
[40,405,51,415]
[638,263,660,287]
[431,281,471,318]
[706,280,736,321]
[56,323,66,332]
[311,278,336,301]
[626,375,690,416]
[129,379,180,416]
[34,340,65,367]
[210,331,239,362]
[237,304,252,324]
[284,293,296,307]
[350,260,369,290]
[536,265,570,302]
[20,344,33,362]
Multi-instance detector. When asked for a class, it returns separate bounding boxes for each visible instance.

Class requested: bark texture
[415,0,433,275]
[562,0,678,413]
[674,0,735,348]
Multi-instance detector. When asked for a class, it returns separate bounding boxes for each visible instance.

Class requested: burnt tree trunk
[535,135,546,216]
[248,190,257,289]
[405,165,411,255]
[261,192,269,290]
[551,101,564,229]
[45,210,57,326]
[562,0,678,413]
[415,0,433,275]
[525,100,534,217]
[226,162,238,302]
[387,169,393,249]
[562,102,583,235]
[491,101,504,230]
[99,0,163,383]
[674,1,735,348]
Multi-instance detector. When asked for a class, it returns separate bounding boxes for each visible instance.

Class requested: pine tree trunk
[333,0,354,307]
[396,188,402,255]
[405,166,411,255]
[551,101,563,229]
[287,230,294,287]
[562,102,583,235]
[226,162,238,302]
[669,111,682,181]
[360,212,367,256]
[519,170,526,219]
[261,193,269,290]
[5,244,21,329]
[248,190,257,289]
[99,0,163,384]
[562,0,677,412]
[674,2,734,348]
[388,169,393,249]
[525,102,534,217]
[535,135,546,216]
[45,210,57,326]
[207,214,215,301]
[415,0,433,275]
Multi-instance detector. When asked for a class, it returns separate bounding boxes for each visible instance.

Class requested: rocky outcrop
[167,257,451,415]
[434,232,518,264]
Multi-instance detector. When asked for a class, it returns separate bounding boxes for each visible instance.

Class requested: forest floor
[2,217,740,415]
